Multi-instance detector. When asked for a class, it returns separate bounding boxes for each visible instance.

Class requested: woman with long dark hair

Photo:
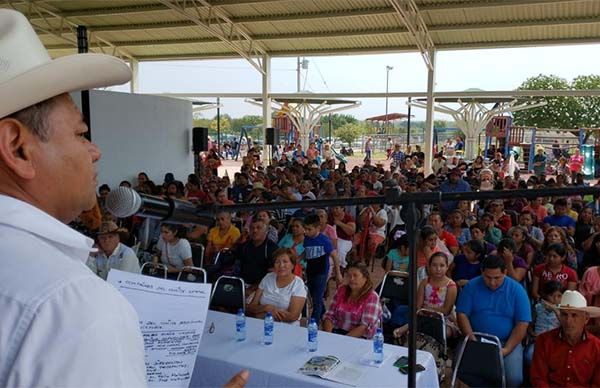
[322,262,382,339]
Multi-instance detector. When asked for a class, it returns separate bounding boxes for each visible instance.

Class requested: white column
[130,58,139,93]
[261,54,272,163]
[423,48,437,175]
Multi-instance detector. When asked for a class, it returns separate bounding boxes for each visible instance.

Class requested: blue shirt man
[456,255,531,387]
[543,198,576,236]
[439,168,471,214]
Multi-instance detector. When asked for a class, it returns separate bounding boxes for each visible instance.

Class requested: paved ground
[218,152,392,177]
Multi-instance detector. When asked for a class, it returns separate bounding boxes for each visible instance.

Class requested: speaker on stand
[192,127,208,175]
[265,127,279,163]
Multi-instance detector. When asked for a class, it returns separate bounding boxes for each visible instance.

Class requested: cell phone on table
[393,356,409,368]
[399,364,426,374]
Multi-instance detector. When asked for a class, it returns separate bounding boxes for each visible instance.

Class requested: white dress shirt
[0,195,147,388]
[87,242,141,280]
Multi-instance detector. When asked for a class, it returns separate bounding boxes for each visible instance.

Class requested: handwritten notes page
[107,270,211,388]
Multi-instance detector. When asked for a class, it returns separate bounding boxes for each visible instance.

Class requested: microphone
[105,186,215,225]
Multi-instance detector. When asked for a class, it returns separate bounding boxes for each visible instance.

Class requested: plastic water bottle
[307,318,318,352]
[235,308,246,342]
[264,312,274,345]
[373,328,384,364]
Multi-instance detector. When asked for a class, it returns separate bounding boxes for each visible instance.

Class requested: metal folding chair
[210,275,246,313]
[378,270,409,305]
[451,332,506,388]
[177,266,207,283]
[190,242,205,268]
[140,262,167,279]
[417,308,447,359]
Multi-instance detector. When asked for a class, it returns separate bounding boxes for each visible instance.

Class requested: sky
[107,43,600,122]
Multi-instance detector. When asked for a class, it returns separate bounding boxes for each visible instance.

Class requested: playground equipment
[232,125,259,160]
[365,113,410,135]
[248,97,360,151]
[486,117,600,175]
[408,92,545,161]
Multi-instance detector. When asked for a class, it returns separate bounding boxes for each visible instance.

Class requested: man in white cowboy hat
[530,290,600,387]
[0,10,256,388]
[0,9,148,388]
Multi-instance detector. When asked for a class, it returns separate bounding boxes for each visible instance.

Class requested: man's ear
[0,118,37,180]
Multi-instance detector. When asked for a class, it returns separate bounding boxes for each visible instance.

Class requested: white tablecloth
[190,311,439,387]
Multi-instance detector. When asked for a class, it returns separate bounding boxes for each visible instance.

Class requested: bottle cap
[266,311,272,317]
[238,308,244,314]
[310,318,317,324]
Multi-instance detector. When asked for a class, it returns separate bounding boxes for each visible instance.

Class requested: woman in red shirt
[532,243,578,300]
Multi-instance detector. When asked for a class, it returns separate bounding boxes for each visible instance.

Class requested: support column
[261,54,272,163]
[77,26,91,140]
[423,48,437,175]
[130,58,139,93]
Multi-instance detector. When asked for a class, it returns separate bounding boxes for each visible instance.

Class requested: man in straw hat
[86,221,141,280]
[0,9,253,388]
[530,290,600,387]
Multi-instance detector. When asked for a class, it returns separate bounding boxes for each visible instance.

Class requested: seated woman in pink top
[323,262,382,339]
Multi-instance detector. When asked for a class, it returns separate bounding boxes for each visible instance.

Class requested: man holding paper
[0,11,250,388]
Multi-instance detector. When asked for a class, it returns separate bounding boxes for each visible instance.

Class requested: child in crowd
[303,215,342,321]
[385,234,410,272]
[509,226,536,267]
[469,223,496,254]
[531,243,578,300]
[524,281,563,366]
[445,210,472,246]
[497,238,528,284]
[543,226,578,270]
[394,252,459,338]
[518,211,545,250]
[451,239,486,287]
[480,213,503,246]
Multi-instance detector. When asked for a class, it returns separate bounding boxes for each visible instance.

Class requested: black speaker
[265,127,278,145]
[192,127,208,152]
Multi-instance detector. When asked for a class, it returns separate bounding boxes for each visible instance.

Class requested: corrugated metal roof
[2,0,599,63]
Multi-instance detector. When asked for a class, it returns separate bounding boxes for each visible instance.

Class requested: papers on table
[298,355,365,386]
[108,270,211,388]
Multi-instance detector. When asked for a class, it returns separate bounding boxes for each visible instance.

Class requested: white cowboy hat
[0,9,131,119]
[558,290,600,318]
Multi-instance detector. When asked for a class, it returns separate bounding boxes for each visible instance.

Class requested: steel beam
[387,0,435,71]
[5,0,133,60]
[156,0,266,74]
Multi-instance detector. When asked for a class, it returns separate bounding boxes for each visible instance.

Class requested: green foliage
[320,114,358,131]
[209,115,231,135]
[230,115,263,132]
[434,120,449,128]
[334,123,366,145]
[513,74,579,129]
[572,75,600,128]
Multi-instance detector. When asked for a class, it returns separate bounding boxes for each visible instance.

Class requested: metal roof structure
[5,0,600,68]
[366,113,411,121]
[6,0,600,180]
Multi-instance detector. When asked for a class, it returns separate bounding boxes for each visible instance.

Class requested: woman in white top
[153,223,193,278]
[247,248,307,323]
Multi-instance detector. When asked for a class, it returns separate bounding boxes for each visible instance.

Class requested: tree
[434,120,449,128]
[572,74,600,128]
[513,74,579,129]
[320,113,358,131]
[231,115,263,132]
[334,123,366,145]
[209,115,231,137]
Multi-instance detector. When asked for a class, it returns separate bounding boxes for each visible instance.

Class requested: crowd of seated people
[74,141,600,385]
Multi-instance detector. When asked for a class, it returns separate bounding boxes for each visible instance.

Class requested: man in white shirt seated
[87,221,141,280]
